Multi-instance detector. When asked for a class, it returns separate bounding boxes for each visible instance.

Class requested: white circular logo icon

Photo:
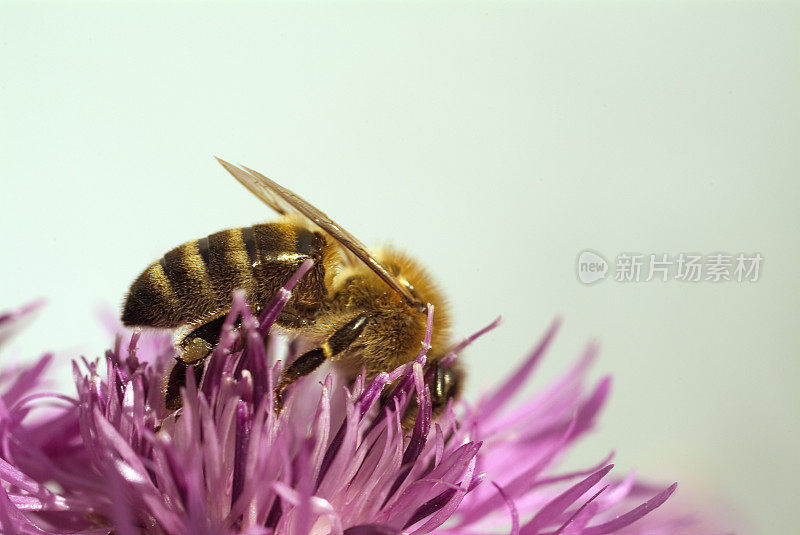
[577,250,608,284]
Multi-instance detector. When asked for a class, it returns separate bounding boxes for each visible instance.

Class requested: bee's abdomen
[122,223,326,328]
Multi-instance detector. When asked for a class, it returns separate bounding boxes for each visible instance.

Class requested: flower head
[0,273,711,534]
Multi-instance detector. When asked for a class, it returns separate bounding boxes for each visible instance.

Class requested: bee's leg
[180,314,229,359]
[428,360,462,419]
[165,314,227,411]
[274,314,368,411]
[165,359,207,410]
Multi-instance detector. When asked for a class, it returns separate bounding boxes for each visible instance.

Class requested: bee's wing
[215,157,421,308]
[216,157,293,216]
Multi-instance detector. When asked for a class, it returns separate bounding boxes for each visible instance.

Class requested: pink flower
[0,271,709,534]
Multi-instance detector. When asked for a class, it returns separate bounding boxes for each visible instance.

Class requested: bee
[122,158,461,419]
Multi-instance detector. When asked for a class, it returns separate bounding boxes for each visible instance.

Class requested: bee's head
[371,247,451,346]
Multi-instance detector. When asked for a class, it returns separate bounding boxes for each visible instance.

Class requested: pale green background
[1,2,798,533]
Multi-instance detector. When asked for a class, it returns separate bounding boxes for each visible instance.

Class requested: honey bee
[122,158,461,418]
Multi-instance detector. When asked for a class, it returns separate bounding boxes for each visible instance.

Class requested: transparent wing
[216,157,293,216]
[215,157,421,309]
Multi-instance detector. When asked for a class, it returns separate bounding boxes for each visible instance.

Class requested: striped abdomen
[122,222,328,328]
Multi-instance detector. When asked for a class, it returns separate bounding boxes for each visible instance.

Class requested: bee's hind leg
[164,313,228,411]
[274,314,368,411]
[165,358,207,410]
